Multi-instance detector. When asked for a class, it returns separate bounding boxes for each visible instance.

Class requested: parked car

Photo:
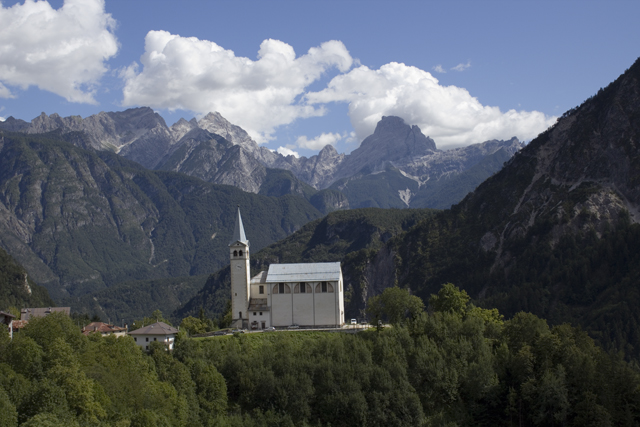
[212,330,227,336]
[288,324,300,329]
[231,329,245,334]
[263,326,276,332]
[351,319,357,325]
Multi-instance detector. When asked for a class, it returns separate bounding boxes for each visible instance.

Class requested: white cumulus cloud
[277,146,300,158]
[295,132,344,150]
[432,64,446,74]
[306,62,556,149]
[0,0,118,103]
[121,32,353,143]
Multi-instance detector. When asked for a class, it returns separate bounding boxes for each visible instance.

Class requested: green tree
[180,316,207,336]
[367,287,425,326]
[429,283,470,316]
[0,386,17,427]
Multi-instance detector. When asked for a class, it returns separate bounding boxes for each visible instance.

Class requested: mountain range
[1,109,521,210]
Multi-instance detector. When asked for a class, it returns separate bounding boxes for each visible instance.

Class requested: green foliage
[1,291,640,426]
[0,386,17,427]
[367,286,425,326]
[429,283,470,316]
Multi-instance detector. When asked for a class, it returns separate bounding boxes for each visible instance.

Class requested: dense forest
[2,285,639,426]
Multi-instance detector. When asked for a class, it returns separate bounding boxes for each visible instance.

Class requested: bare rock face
[197,112,280,166]
[1,108,520,205]
[333,116,437,181]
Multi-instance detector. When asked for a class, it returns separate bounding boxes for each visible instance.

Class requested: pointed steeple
[230,206,249,246]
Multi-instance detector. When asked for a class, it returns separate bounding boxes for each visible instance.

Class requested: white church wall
[292,293,314,325]
[271,284,293,326]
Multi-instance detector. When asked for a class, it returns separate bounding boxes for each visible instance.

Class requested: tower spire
[230,206,248,246]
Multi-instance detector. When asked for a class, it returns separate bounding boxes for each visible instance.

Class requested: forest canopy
[1,284,639,426]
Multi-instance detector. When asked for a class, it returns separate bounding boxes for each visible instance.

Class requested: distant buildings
[21,306,71,320]
[82,322,127,337]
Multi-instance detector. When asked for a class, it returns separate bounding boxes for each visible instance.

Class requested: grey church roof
[265,262,341,283]
[229,207,249,246]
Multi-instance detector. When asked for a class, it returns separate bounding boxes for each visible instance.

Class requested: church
[229,208,345,330]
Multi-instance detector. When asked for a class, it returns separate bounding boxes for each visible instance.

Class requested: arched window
[315,282,334,293]
[233,250,238,257]
[239,250,243,256]
[273,283,291,294]
[294,283,311,293]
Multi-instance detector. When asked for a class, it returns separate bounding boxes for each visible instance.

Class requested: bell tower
[229,207,250,329]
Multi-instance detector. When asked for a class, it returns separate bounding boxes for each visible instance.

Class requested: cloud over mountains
[121,31,353,143]
[0,0,556,150]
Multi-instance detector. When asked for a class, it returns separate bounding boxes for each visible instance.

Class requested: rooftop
[129,321,179,336]
[265,262,342,283]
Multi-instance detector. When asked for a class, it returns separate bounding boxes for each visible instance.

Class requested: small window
[279,283,285,294]
[134,337,137,342]
[259,285,264,294]
[239,250,243,256]
[154,337,157,341]
[322,282,327,293]
[146,345,148,350]
[260,312,263,315]
[233,250,238,257]
[146,337,149,342]
[253,312,256,316]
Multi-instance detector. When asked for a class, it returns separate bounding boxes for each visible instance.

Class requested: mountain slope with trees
[365,56,640,359]
[0,131,323,300]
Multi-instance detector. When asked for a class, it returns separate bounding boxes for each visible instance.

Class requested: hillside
[0,246,53,310]
[174,208,435,320]
[0,131,323,300]
[366,57,640,358]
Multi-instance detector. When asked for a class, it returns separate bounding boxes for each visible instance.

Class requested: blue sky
[0,0,638,157]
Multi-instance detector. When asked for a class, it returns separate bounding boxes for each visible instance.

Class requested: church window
[233,250,238,257]
[259,285,264,294]
[274,283,291,294]
[239,250,243,256]
[239,311,242,319]
[295,283,311,293]
[315,282,335,293]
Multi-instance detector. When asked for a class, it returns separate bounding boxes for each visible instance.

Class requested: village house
[21,306,71,320]
[129,321,179,350]
[81,322,128,337]
[230,208,345,330]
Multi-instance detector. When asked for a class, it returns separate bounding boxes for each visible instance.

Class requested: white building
[129,321,178,350]
[230,208,345,330]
